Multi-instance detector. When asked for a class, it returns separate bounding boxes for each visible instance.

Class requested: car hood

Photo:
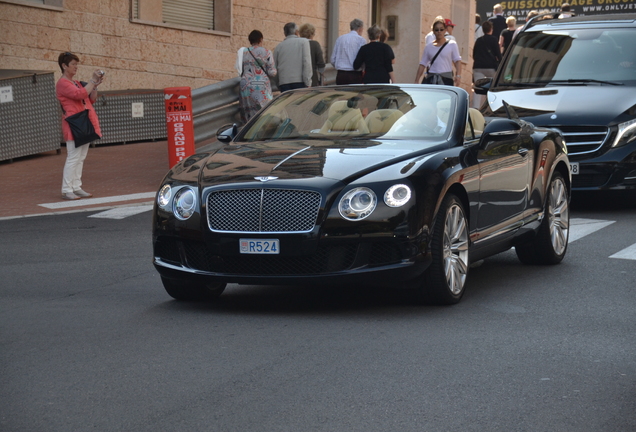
[487,85,636,126]
[182,139,443,187]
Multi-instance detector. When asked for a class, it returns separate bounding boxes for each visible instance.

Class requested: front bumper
[153,235,431,286]
[571,145,636,190]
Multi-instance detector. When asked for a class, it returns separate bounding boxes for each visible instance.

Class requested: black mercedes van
[475,14,636,191]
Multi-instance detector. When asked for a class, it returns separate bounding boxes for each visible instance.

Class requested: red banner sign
[164,87,195,168]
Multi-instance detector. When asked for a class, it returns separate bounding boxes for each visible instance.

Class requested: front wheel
[161,276,226,301]
[516,171,570,265]
[421,194,470,305]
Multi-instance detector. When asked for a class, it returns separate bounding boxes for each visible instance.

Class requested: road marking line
[38,192,155,209]
[569,218,615,243]
[610,243,636,261]
[88,205,154,220]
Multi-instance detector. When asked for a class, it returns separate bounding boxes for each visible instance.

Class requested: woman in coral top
[56,52,104,200]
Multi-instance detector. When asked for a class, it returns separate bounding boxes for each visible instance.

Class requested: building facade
[0,0,474,91]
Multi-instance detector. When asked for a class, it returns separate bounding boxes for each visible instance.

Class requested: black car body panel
[476,14,636,191]
[152,85,570,300]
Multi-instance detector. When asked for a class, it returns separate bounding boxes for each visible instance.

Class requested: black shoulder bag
[61,80,100,147]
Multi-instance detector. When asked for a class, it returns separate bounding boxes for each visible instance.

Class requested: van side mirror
[473,77,492,95]
[216,123,238,143]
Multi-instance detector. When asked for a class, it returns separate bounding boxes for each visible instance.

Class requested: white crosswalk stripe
[610,244,636,261]
[569,218,615,243]
[88,205,153,220]
[39,192,155,209]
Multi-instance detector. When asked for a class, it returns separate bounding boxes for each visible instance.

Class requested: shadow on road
[154,282,447,316]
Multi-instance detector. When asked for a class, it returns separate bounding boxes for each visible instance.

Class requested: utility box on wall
[92,89,167,145]
[0,70,61,162]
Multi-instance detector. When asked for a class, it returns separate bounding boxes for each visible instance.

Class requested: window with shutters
[132,0,231,34]
[0,0,63,10]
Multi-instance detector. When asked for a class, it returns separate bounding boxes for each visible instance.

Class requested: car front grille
[206,188,322,233]
[555,126,609,156]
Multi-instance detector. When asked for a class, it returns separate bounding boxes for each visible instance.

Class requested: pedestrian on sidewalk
[331,18,367,84]
[238,30,277,122]
[299,23,326,87]
[472,20,501,108]
[415,17,462,86]
[499,16,517,54]
[274,22,312,92]
[353,25,395,84]
[56,51,103,200]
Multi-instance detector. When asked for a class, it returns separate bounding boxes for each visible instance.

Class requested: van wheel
[161,276,226,301]
[516,172,569,265]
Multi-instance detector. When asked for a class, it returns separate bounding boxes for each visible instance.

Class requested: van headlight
[612,118,636,148]
[339,187,377,221]
[173,187,197,220]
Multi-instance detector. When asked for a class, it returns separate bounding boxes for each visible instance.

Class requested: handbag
[61,80,101,146]
[64,109,100,147]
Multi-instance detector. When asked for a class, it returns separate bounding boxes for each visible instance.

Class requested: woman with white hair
[499,16,517,54]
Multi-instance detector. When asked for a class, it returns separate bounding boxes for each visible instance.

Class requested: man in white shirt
[330,19,366,84]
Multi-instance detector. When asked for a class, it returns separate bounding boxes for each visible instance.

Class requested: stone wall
[0,0,368,91]
[0,0,476,92]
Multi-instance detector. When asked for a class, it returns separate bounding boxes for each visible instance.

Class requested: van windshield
[499,28,636,86]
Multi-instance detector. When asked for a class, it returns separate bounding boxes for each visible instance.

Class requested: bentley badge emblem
[255,176,278,182]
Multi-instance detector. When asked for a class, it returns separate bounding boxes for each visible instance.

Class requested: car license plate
[240,239,280,254]
[570,162,579,175]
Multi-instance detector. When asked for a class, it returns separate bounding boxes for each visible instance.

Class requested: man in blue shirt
[330,19,366,84]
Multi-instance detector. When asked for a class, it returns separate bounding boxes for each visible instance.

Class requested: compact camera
[98,70,105,76]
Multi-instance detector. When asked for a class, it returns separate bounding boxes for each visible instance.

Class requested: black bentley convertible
[153,84,571,304]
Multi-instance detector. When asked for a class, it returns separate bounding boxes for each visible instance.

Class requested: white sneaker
[62,192,80,200]
[73,189,93,198]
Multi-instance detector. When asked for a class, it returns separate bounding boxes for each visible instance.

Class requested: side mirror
[473,77,492,96]
[216,123,238,143]
[481,118,522,143]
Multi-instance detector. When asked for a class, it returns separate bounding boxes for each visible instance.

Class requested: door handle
[518,148,529,156]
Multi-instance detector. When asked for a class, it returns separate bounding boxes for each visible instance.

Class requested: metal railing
[192,65,336,143]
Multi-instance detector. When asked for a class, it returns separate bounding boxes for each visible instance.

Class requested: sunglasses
[434,28,445,32]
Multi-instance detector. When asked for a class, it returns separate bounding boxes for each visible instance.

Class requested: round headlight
[384,184,411,207]
[157,184,172,207]
[173,188,197,220]
[339,187,377,221]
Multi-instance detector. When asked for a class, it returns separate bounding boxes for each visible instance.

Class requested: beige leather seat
[319,100,369,135]
[465,108,485,139]
[365,109,404,134]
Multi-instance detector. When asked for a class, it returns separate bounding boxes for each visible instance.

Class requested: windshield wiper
[546,79,623,86]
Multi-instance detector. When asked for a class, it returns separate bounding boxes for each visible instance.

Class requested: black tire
[161,276,226,301]
[422,194,470,305]
[516,171,570,265]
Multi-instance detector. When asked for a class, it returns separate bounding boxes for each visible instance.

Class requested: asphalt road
[1,193,635,431]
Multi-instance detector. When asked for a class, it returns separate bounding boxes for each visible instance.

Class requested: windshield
[237,87,457,142]
[500,28,636,86]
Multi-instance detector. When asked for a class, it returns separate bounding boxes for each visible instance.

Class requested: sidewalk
[1,140,172,220]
